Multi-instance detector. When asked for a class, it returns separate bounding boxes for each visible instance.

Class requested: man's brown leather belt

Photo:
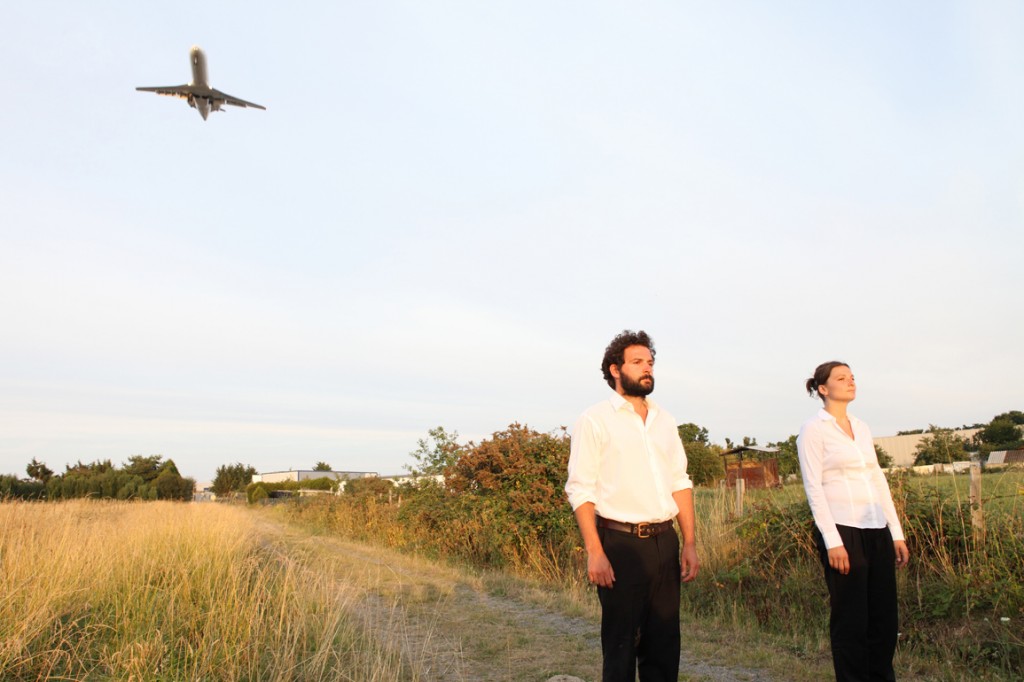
[597,516,674,539]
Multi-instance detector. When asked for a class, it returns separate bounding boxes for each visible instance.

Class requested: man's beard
[621,373,654,397]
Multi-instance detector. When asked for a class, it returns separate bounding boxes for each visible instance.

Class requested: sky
[1,2,1022,483]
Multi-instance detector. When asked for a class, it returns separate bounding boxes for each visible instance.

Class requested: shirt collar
[608,390,658,414]
[816,407,860,426]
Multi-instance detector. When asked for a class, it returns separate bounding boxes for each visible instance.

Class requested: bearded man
[565,329,699,682]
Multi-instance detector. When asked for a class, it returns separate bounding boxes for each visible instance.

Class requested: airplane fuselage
[136,45,265,121]
[190,46,209,88]
[189,46,212,119]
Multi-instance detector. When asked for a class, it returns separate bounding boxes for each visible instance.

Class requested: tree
[724,436,758,450]
[406,426,464,476]
[123,455,164,483]
[64,459,115,475]
[677,423,709,445]
[678,424,723,486]
[978,418,1022,448]
[767,435,800,479]
[212,463,258,496]
[0,474,45,499]
[684,441,725,487]
[159,459,181,476]
[874,444,894,469]
[26,458,53,483]
[992,410,1024,425]
[913,426,966,466]
[154,468,194,500]
[313,461,333,471]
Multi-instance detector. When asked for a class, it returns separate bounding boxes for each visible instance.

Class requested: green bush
[0,475,47,500]
[212,462,257,496]
[276,425,580,576]
[245,477,339,503]
[249,484,269,503]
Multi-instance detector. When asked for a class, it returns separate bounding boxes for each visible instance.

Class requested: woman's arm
[797,420,842,549]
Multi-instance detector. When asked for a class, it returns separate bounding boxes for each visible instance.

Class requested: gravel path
[255,516,773,682]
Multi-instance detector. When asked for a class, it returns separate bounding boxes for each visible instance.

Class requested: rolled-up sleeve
[670,436,693,493]
[565,413,602,511]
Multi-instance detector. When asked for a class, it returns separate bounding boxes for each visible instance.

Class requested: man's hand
[573,503,615,588]
[588,550,615,588]
[672,488,699,582]
[680,543,699,582]
[894,540,910,569]
[827,545,850,575]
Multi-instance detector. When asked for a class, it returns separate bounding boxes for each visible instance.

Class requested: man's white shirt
[565,391,692,524]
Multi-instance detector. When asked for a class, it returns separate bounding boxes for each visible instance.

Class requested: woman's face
[820,365,856,403]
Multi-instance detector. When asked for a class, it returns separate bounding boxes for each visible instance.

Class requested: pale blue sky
[2,2,1021,483]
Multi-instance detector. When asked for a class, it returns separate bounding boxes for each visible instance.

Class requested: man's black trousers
[596,525,680,682]
[815,525,899,682]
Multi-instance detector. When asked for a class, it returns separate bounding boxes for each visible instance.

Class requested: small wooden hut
[720,445,781,489]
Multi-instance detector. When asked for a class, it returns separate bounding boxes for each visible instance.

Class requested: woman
[797,361,910,682]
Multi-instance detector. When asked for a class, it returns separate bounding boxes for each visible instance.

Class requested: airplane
[137,46,265,120]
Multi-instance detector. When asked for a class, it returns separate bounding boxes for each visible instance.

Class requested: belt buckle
[636,523,653,539]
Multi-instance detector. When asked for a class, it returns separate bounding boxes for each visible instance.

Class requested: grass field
[2,469,1019,681]
[0,500,408,681]
[900,467,1023,513]
[684,469,1024,680]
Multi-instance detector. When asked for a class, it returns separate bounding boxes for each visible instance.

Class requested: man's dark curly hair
[601,330,655,389]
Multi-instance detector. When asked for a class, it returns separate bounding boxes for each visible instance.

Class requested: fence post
[735,477,745,517]
[969,463,985,544]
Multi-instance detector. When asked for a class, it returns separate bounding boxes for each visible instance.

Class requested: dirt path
[252,516,774,682]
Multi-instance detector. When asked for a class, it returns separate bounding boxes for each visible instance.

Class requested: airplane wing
[136,84,195,99]
[209,88,266,110]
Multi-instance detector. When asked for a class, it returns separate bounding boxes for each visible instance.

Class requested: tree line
[0,455,195,501]
[3,410,1017,503]
[910,410,1024,465]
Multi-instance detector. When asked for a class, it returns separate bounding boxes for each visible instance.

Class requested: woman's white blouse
[797,409,905,550]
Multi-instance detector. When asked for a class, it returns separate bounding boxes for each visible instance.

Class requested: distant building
[192,480,215,502]
[719,446,780,488]
[252,469,378,484]
[724,460,780,488]
[986,449,1024,469]
[379,473,445,486]
[873,429,981,468]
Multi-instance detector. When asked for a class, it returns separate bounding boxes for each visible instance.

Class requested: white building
[379,473,445,486]
[252,469,378,484]
[873,429,980,468]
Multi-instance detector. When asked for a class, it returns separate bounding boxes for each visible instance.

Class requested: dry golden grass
[0,500,408,681]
